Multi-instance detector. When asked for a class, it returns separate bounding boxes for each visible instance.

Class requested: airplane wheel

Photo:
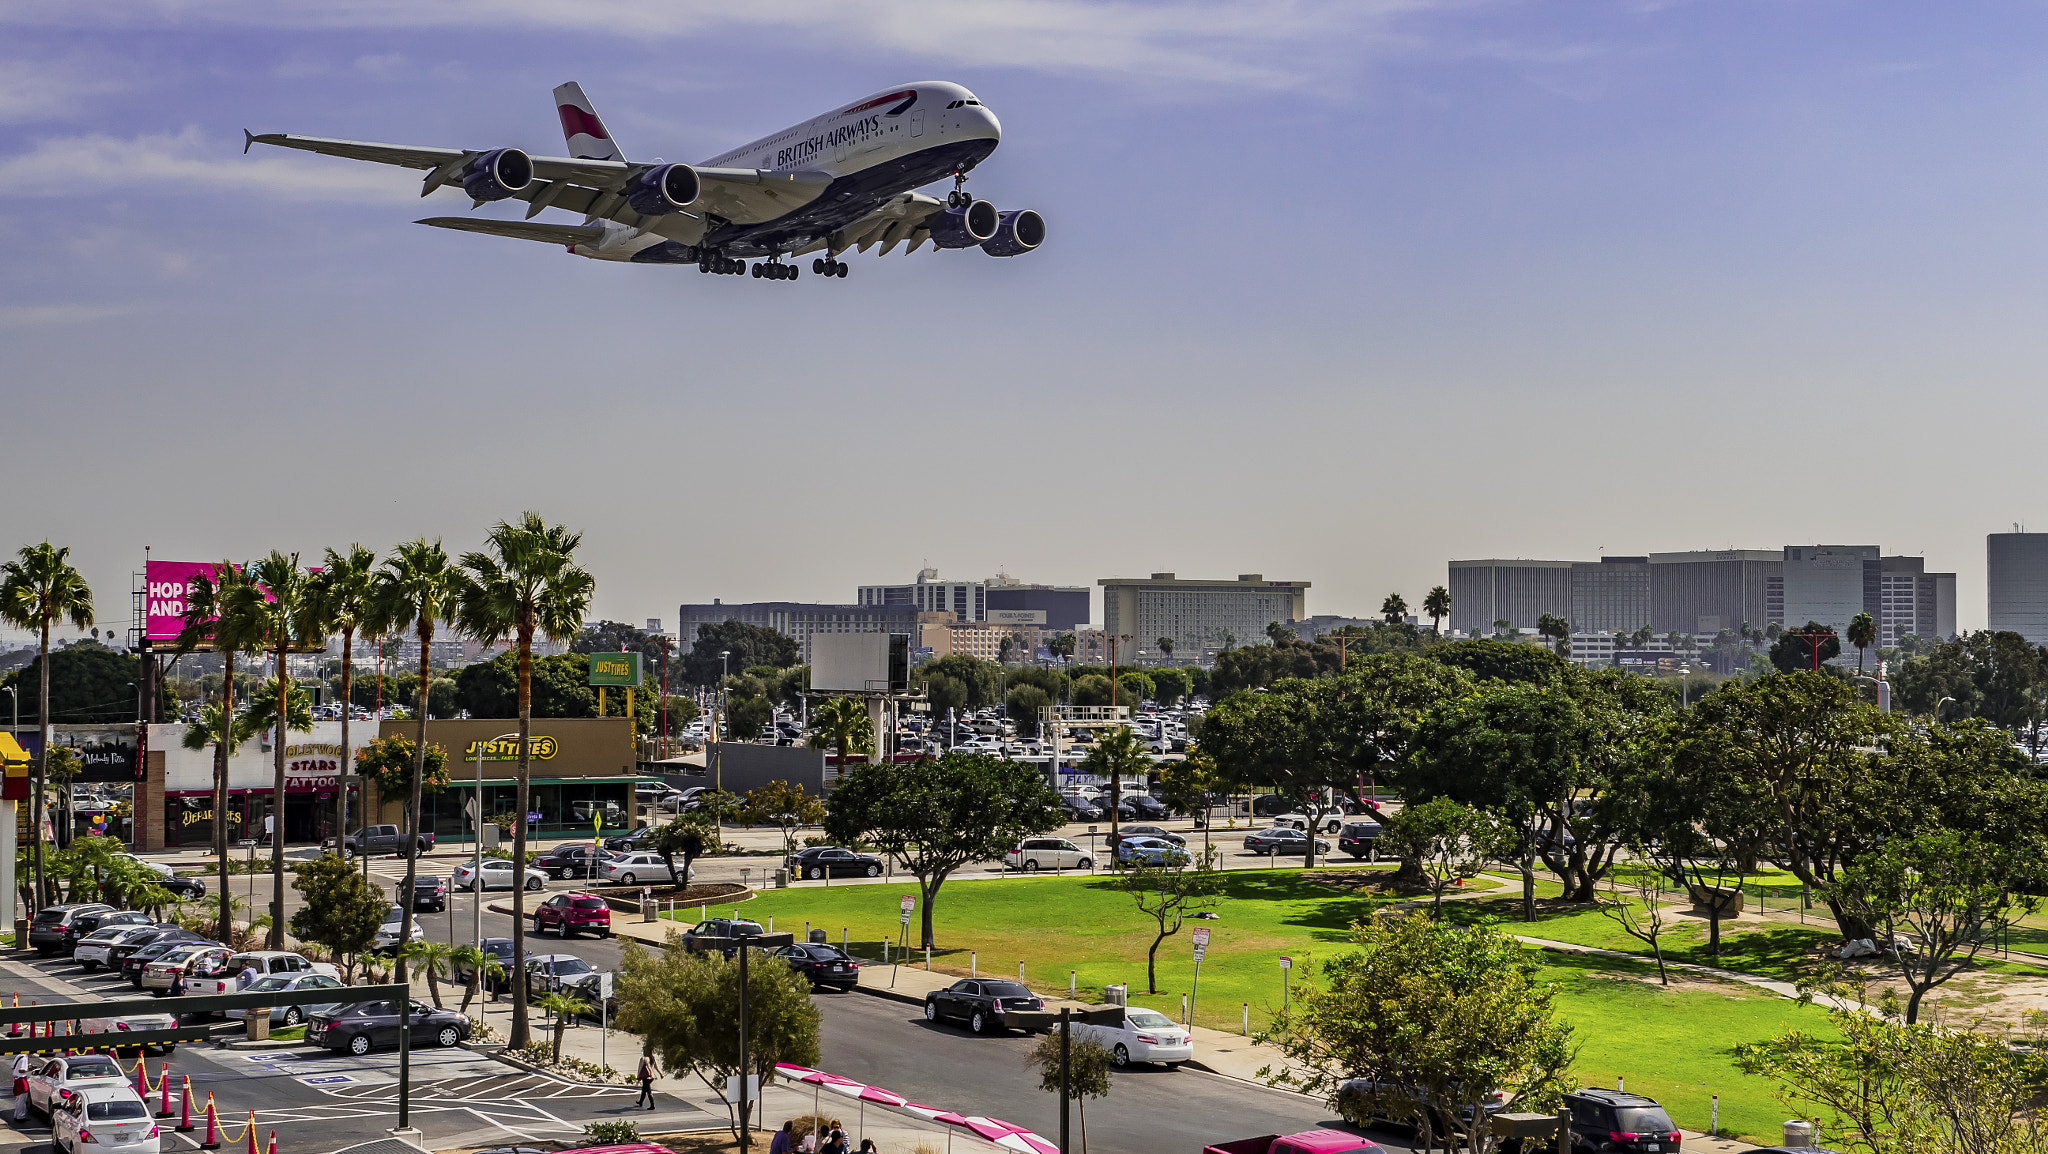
[812,259,824,273]
[837,264,849,278]
[752,264,763,278]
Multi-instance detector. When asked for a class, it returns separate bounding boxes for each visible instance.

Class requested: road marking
[298,1075,353,1086]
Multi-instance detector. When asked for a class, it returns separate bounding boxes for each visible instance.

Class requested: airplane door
[910,111,924,138]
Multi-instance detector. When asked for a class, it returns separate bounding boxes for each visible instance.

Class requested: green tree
[615,938,821,1139]
[0,542,93,907]
[1027,1026,1113,1154]
[352,736,450,805]
[805,696,872,768]
[1156,636,1175,664]
[399,939,458,1008]
[1425,639,1564,685]
[174,560,264,940]
[1848,611,1877,674]
[1077,726,1153,851]
[1004,684,1051,737]
[450,944,505,1013]
[453,511,593,1051]
[228,550,324,949]
[368,537,464,987]
[915,655,1004,709]
[1771,620,1842,673]
[1381,592,1408,626]
[1380,796,1510,917]
[1536,613,1571,657]
[650,811,718,887]
[1147,667,1192,707]
[0,646,172,723]
[682,621,799,686]
[1046,632,1076,676]
[1113,850,1220,994]
[533,991,592,1063]
[725,693,773,741]
[452,651,603,718]
[740,781,826,859]
[311,544,378,857]
[1276,911,1576,1154]
[286,853,387,982]
[823,753,1062,948]
[1595,847,1673,984]
[1422,585,1452,635]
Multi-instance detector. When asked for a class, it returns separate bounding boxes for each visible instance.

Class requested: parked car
[1004,837,1093,872]
[656,786,709,813]
[310,999,469,1055]
[154,875,207,900]
[1242,827,1330,855]
[120,935,215,986]
[24,1053,128,1116]
[453,937,518,995]
[1116,837,1192,867]
[223,973,349,1027]
[1106,824,1186,850]
[1338,822,1384,859]
[535,844,615,880]
[680,918,766,956]
[1562,1089,1680,1154]
[183,951,339,1000]
[634,781,671,801]
[79,1011,181,1057]
[523,953,595,999]
[50,1084,158,1154]
[342,823,434,858]
[785,846,885,880]
[1336,1079,1507,1137]
[600,829,656,853]
[142,944,233,995]
[372,905,427,953]
[70,909,154,943]
[1060,796,1103,821]
[451,858,549,892]
[922,978,1044,1035]
[1203,1130,1383,1154]
[600,852,690,886]
[533,893,612,938]
[28,903,114,956]
[73,926,160,973]
[413,875,448,911]
[771,943,861,992]
[1071,1005,1193,1068]
[1249,794,1301,818]
[1115,795,1170,821]
[105,927,191,974]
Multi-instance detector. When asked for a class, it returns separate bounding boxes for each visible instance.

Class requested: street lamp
[717,650,731,791]
[1936,696,1957,723]
[471,731,520,953]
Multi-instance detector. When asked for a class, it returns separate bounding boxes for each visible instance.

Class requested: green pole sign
[588,652,643,687]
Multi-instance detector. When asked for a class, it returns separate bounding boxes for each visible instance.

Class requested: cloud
[0,302,145,327]
[0,56,130,123]
[0,126,416,202]
[0,0,1453,90]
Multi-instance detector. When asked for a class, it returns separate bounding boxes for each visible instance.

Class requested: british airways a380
[248,81,1042,280]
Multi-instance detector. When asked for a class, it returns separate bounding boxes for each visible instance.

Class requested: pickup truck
[1204,1131,1383,1154]
[342,824,434,858]
[183,951,340,1002]
[679,918,794,956]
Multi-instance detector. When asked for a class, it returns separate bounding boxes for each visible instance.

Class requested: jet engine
[979,209,1045,257]
[626,163,702,216]
[928,199,1000,248]
[460,148,533,202]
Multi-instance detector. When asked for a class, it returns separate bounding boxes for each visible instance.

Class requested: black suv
[71,909,153,941]
[1338,821,1384,859]
[786,847,884,880]
[412,875,447,912]
[1563,1090,1680,1154]
[28,903,113,955]
[537,844,614,878]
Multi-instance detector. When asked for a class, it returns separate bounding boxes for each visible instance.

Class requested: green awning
[446,775,653,787]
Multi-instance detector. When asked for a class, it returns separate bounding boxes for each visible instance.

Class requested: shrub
[583,1121,640,1145]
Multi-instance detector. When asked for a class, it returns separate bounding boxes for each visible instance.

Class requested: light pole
[2,685,15,930]
[472,731,520,953]
[717,650,730,791]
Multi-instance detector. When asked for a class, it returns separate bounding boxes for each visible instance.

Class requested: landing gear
[751,261,800,281]
[698,254,743,274]
[812,257,851,278]
[946,170,971,208]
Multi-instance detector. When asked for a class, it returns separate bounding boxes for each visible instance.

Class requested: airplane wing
[247,131,830,242]
[414,217,605,247]
[814,192,951,256]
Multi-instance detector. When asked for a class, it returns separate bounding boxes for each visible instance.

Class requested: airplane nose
[970,104,1001,141]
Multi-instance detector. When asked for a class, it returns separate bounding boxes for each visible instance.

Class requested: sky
[3,0,2047,640]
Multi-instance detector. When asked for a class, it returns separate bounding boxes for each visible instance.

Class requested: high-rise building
[1933,572,1957,639]
[857,569,985,621]
[1570,558,1650,635]
[1446,560,1572,635]
[1878,556,1955,646]
[1988,533,2048,645]
[984,571,1090,632]
[1646,550,1782,636]
[1782,546,1881,661]
[1098,574,1308,665]
[676,599,951,663]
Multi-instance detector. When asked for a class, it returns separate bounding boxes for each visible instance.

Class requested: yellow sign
[0,733,26,767]
[461,736,558,762]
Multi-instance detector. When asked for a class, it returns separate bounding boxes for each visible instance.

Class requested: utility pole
[1784,631,1835,674]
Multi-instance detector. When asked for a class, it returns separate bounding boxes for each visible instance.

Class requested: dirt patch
[1582,967,1762,997]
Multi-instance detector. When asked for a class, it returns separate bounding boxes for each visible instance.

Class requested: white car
[225,973,349,1026]
[1071,1006,1194,1068]
[1004,837,1093,872]
[74,926,159,973]
[372,905,427,953]
[79,1011,180,1056]
[451,858,549,892]
[26,1053,129,1116]
[52,1085,158,1154]
[1272,812,1346,835]
[115,854,175,880]
[600,852,689,886]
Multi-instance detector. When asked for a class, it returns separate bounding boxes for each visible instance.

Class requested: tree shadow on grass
[1663,925,1837,983]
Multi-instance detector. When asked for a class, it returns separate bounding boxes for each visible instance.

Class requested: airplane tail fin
[553,82,624,162]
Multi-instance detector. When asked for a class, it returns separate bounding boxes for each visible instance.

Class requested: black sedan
[600,829,654,853]
[452,937,517,995]
[158,876,208,900]
[773,943,861,991]
[1107,824,1186,851]
[120,934,214,984]
[785,846,885,880]
[1242,827,1331,855]
[536,844,615,879]
[923,979,1044,1034]
[1115,795,1170,821]
[412,875,447,912]
[1060,796,1103,821]
[311,998,469,1055]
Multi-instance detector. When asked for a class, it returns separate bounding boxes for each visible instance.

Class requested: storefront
[371,718,638,842]
[145,721,365,851]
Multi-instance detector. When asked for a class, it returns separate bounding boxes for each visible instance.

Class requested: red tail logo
[558,105,609,140]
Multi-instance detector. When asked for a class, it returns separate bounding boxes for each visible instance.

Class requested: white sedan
[1071,1006,1194,1068]
[74,926,159,973]
[600,852,690,886]
[80,1010,180,1056]
[52,1085,158,1154]
[26,1053,129,1116]
[451,858,549,892]
[372,905,427,953]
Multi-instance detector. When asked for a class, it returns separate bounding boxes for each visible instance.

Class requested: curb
[849,981,926,1009]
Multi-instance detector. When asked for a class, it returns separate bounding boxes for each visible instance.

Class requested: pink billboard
[144,560,222,643]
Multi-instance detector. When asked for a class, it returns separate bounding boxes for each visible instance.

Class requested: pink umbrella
[781,1065,861,1146]
[994,1133,1059,1154]
[956,1117,1020,1142]
[903,1104,966,1124]
[852,1083,909,1138]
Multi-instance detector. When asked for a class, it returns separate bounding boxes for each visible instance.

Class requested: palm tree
[450,944,504,1014]
[227,552,322,950]
[1078,726,1151,863]
[400,939,457,1008]
[1380,593,1408,626]
[1156,636,1175,665]
[368,539,466,986]
[533,991,591,1063]
[454,513,591,1050]
[1421,586,1452,636]
[1848,611,1877,674]
[175,561,265,941]
[807,696,873,769]
[311,545,378,856]
[0,544,94,907]
[1537,613,1571,657]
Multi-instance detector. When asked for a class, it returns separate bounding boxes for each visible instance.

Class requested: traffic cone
[157,1064,172,1119]
[8,993,17,1038]
[241,1111,258,1154]
[199,1094,221,1149]
[265,1129,276,1154]
[133,1057,148,1098]
[176,1077,194,1132]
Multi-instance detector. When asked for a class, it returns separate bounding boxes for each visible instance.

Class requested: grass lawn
[673,870,1829,1142]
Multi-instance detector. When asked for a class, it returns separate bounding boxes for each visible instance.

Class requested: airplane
[247,80,1043,280]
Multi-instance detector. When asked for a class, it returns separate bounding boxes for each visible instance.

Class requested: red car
[533,893,612,939]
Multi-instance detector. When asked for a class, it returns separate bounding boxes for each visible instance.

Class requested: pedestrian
[635,1054,657,1110]
[769,1121,794,1154]
[857,1140,878,1154]
[10,1052,30,1123]
[236,963,258,992]
[820,1128,848,1154]
[170,970,185,999]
